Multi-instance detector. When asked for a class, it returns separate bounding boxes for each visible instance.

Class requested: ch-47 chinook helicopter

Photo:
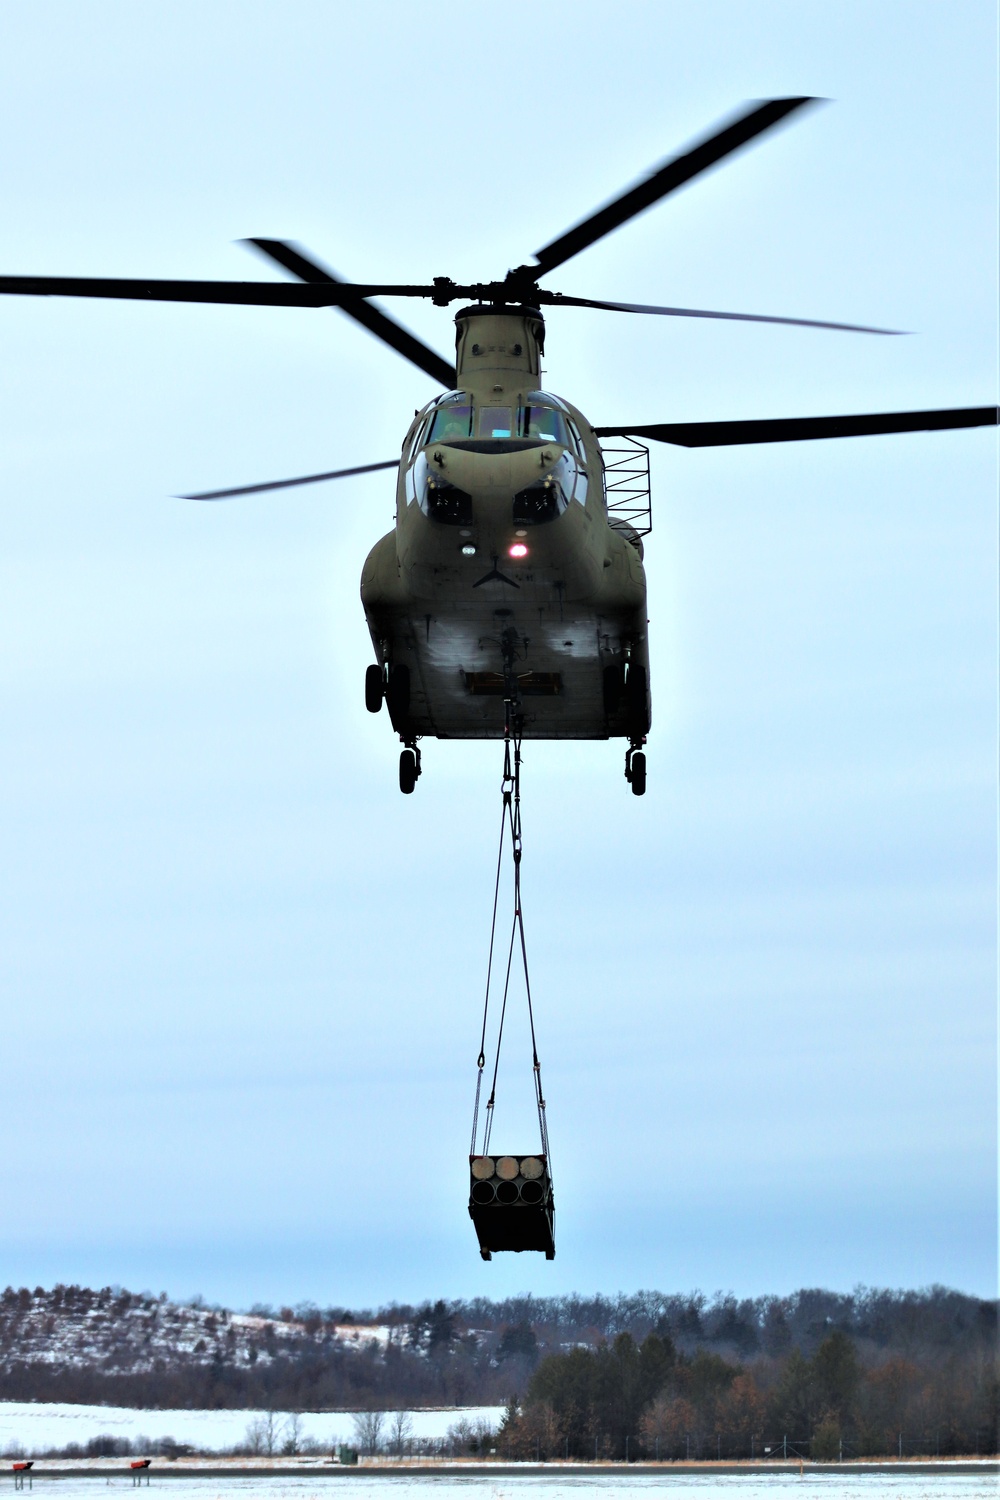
[2,97,995,797]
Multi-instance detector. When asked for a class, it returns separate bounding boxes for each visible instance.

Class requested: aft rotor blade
[180,458,399,500]
[543,291,901,336]
[595,407,1000,447]
[532,97,820,276]
[246,238,456,386]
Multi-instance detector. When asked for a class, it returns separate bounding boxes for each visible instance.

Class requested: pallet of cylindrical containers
[469,1153,555,1259]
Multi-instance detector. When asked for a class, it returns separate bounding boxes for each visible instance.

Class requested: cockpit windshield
[426,393,473,443]
[520,400,570,446]
[421,390,575,448]
[479,406,512,438]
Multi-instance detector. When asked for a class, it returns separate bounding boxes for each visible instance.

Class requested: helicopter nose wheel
[399,742,422,795]
[625,743,646,797]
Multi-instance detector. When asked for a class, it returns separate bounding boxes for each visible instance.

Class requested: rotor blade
[0,272,443,307]
[246,239,456,386]
[595,407,1000,447]
[540,291,901,335]
[532,97,820,276]
[179,458,399,500]
[0,275,359,306]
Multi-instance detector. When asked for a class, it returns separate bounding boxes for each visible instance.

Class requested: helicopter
[1,96,995,798]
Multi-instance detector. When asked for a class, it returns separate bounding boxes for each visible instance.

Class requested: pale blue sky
[0,1,995,1308]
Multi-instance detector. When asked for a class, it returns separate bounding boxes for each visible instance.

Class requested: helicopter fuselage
[361,307,651,745]
[1,95,991,793]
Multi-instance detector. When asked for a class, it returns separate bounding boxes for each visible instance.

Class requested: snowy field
[0,1402,503,1452]
[0,1470,994,1499]
[0,1406,993,1495]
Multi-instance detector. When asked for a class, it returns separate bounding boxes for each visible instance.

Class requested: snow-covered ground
[0,1402,504,1454]
[0,1468,992,1500]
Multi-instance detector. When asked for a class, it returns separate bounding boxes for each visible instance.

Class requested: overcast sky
[0,1,995,1311]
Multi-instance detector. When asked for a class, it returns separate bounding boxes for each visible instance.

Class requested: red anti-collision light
[508,543,528,558]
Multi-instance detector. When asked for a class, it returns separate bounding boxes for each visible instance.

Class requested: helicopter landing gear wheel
[625,743,647,796]
[399,742,421,795]
[365,663,384,713]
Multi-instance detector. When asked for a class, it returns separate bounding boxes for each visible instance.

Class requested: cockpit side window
[567,418,588,465]
[403,415,430,464]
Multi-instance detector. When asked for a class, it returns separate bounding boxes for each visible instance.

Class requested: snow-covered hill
[0,1284,512,1412]
[0,1285,396,1376]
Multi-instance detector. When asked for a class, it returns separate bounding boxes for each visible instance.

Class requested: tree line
[0,1282,993,1457]
[497,1322,997,1460]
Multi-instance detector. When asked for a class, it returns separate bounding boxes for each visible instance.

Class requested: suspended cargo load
[469,1153,555,1259]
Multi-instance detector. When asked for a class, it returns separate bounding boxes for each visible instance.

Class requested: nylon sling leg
[470,728,551,1172]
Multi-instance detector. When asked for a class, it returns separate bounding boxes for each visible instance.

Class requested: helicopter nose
[434,442,563,492]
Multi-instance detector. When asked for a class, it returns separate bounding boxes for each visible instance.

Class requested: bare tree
[245,1412,280,1456]
[388,1411,413,1458]
[281,1414,304,1455]
[447,1416,495,1457]
[473,1416,497,1454]
[447,1417,473,1456]
[264,1412,279,1456]
[352,1410,384,1456]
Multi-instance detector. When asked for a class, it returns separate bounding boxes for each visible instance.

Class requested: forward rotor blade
[0,275,356,306]
[542,291,900,335]
[595,407,1000,447]
[179,458,399,500]
[0,273,442,307]
[532,97,820,276]
[246,238,456,387]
